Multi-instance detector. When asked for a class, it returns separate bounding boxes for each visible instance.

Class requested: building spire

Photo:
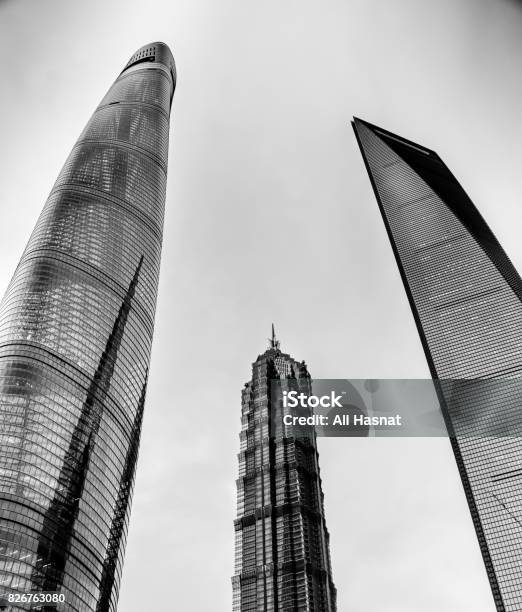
[268,323,280,350]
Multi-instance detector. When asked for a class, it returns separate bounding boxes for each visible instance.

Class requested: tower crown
[122,41,176,86]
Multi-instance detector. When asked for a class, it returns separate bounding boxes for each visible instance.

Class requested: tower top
[122,41,176,85]
[268,323,280,351]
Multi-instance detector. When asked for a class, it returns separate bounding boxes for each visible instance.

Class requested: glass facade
[0,43,176,611]
[353,117,522,612]
[233,332,337,611]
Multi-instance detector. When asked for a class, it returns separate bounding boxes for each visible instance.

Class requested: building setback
[0,43,175,611]
[353,117,522,612]
[232,328,337,611]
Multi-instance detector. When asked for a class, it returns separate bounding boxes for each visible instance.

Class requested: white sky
[1,0,522,609]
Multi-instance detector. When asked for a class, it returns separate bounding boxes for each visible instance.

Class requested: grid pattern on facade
[232,346,336,611]
[0,42,175,612]
[353,117,522,612]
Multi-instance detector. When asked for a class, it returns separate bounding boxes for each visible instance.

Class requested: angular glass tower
[232,328,337,611]
[0,43,175,611]
[353,117,522,611]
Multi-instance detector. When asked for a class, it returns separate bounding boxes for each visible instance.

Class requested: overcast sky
[1,0,522,610]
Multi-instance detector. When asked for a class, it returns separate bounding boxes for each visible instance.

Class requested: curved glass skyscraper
[0,42,175,611]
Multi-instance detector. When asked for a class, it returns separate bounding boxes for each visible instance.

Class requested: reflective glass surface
[354,118,522,611]
[0,42,175,611]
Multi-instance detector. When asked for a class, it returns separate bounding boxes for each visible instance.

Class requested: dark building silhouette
[232,327,336,611]
[0,43,176,611]
[353,117,522,611]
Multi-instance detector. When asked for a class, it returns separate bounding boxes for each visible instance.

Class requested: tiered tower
[232,327,336,611]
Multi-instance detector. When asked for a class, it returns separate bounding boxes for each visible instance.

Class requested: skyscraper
[353,117,522,611]
[232,327,336,611]
[0,42,175,611]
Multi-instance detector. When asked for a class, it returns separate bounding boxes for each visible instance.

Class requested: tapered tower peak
[268,323,280,350]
